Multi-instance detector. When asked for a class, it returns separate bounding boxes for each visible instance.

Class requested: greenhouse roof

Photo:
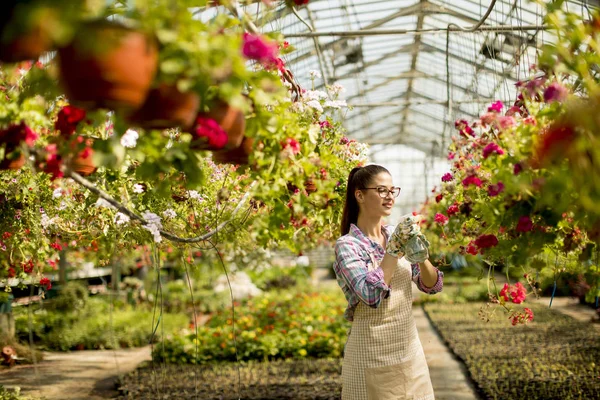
[257,0,596,156]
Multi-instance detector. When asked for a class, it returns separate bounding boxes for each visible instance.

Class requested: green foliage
[0,386,42,400]
[153,289,349,364]
[14,296,188,351]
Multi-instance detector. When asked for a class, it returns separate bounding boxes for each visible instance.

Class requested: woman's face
[356,172,397,217]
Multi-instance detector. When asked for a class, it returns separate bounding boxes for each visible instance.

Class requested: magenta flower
[447,152,456,160]
[482,143,504,159]
[447,203,459,216]
[543,82,568,103]
[462,175,483,188]
[242,33,278,67]
[441,173,453,182]
[487,182,505,197]
[281,138,300,155]
[474,234,499,249]
[487,101,504,113]
[516,216,533,233]
[434,213,449,225]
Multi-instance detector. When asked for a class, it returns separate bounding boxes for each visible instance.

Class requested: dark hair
[340,164,390,236]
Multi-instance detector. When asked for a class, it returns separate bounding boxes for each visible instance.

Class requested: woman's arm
[380,253,398,286]
[418,259,439,288]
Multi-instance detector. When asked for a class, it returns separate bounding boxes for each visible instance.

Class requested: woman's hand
[386,214,430,262]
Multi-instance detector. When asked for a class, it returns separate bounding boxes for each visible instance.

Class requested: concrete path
[414,302,480,400]
[0,346,151,399]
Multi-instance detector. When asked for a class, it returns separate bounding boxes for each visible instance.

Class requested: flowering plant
[422,1,600,324]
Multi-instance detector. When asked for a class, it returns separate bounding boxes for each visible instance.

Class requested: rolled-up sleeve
[334,238,390,308]
[411,263,444,294]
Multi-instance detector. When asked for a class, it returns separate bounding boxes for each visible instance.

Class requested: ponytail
[340,164,390,236]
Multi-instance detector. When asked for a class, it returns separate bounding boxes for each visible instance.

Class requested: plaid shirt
[334,223,443,321]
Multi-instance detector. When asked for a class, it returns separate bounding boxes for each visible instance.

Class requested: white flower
[327,83,346,96]
[306,100,323,113]
[309,70,322,79]
[162,209,177,219]
[41,213,57,229]
[114,212,130,226]
[95,198,115,209]
[324,99,347,109]
[305,90,327,101]
[133,184,145,194]
[58,201,68,211]
[52,188,63,199]
[187,190,204,201]
[142,211,163,243]
[120,129,139,148]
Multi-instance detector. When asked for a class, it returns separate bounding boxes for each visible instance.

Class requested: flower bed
[153,290,349,364]
[424,303,600,400]
[117,358,342,400]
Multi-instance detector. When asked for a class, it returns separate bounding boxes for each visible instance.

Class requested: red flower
[536,123,575,164]
[462,175,483,188]
[39,277,52,291]
[293,0,310,5]
[55,105,86,137]
[510,307,534,326]
[447,203,459,216]
[281,138,300,155]
[487,182,505,197]
[0,122,38,146]
[474,234,498,249]
[500,282,526,304]
[466,242,478,255]
[434,213,449,225]
[516,216,533,233]
[242,33,278,67]
[482,142,504,159]
[7,267,16,278]
[2,232,11,240]
[441,173,453,182]
[435,194,443,203]
[21,259,34,274]
[513,163,523,175]
[193,116,228,149]
[42,144,63,180]
[50,242,63,251]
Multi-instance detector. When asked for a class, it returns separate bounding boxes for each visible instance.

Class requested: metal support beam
[284,24,546,38]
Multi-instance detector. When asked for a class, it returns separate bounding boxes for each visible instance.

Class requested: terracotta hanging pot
[70,148,96,176]
[191,102,245,150]
[58,21,158,112]
[0,150,25,170]
[0,2,54,62]
[212,137,253,165]
[127,84,200,130]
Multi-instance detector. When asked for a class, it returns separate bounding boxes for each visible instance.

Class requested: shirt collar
[349,223,389,251]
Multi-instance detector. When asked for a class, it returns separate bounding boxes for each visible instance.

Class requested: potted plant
[58,20,159,112]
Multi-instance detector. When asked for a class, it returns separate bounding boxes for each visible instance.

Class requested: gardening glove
[386,214,430,263]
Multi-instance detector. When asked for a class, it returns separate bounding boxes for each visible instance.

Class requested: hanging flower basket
[0,2,53,62]
[58,21,158,112]
[127,84,200,130]
[0,150,25,170]
[212,137,253,165]
[69,147,96,176]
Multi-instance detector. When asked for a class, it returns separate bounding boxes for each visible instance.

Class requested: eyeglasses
[361,186,401,198]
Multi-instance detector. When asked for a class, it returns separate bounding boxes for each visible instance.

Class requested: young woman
[334,164,443,400]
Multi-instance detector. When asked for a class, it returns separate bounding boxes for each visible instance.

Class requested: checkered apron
[341,255,435,400]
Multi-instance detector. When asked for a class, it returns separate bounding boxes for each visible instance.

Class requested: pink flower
[500,282,527,304]
[480,112,497,127]
[487,182,505,197]
[482,142,504,159]
[441,173,453,182]
[242,33,278,67]
[474,234,498,250]
[39,277,52,290]
[193,116,228,149]
[281,138,300,155]
[523,116,536,126]
[434,213,449,225]
[487,101,504,113]
[23,125,38,146]
[498,116,516,130]
[319,120,332,130]
[340,136,349,145]
[516,216,533,233]
[447,152,456,160]
[543,82,568,103]
[447,203,459,216]
[55,105,86,137]
[462,175,483,188]
[505,106,523,117]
